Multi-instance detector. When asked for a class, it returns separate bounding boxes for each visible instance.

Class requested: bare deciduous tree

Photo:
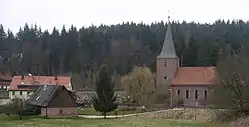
[215,45,249,116]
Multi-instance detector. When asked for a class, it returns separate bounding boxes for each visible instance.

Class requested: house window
[185,90,189,99]
[20,91,22,95]
[12,91,15,95]
[27,91,30,95]
[195,90,198,100]
[0,86,3,89]
[177,89,180,96]
[204,90,208,100]
[164,60,167,67]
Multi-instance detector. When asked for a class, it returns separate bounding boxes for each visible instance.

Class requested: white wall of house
[9,91,33,100]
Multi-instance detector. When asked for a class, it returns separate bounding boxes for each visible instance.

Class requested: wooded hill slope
[0,20,248,89]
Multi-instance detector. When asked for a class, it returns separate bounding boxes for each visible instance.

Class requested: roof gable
[28,85,76,107]
[172,66,217,86]
[48,86,77,107]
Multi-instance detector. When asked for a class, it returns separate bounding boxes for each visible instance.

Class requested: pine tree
[92,64,118,118]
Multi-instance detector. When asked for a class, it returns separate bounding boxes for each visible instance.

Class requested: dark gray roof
[157,20,179,59]
[27,85,61,107]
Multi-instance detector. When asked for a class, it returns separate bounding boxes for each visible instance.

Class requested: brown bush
[230,117,249,127]
[140,108,228,122]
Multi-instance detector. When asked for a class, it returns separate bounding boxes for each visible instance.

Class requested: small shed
[28,85,78,117]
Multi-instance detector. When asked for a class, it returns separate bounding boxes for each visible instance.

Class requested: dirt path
[78,109,169,119]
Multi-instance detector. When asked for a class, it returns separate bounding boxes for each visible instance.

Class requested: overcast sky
[1,0,249,33]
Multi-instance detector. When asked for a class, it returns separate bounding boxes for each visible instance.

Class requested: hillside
[0,20,248,89]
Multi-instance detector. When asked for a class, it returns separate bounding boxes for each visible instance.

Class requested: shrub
[230,117,249,127]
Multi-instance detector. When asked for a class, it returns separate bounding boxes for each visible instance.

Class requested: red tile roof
[9,76,71,90]
[171,66,217,86]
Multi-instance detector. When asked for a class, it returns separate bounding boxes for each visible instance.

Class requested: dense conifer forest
[0,20,248,89]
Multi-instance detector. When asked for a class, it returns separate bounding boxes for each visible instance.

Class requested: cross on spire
[168,10,170,22]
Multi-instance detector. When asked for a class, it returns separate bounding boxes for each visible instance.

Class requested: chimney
[21,75,24,80]
[55,76,58,80]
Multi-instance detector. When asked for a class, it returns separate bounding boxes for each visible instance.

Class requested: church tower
[156,16,179,92]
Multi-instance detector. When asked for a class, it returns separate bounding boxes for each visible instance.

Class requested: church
[156,17,218,107]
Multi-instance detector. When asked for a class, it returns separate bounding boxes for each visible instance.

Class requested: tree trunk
[19,111,22,120]
[103,112,106,119]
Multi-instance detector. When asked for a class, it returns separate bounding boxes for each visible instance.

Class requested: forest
[0,19,248,89]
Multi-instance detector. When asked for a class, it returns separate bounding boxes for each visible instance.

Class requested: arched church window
[185,90,189,99]
[204,90,208,100]
[164,60,167,67]
[195,90,198,100]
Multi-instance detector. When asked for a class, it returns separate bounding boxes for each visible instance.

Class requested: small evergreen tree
[92,64,118,118]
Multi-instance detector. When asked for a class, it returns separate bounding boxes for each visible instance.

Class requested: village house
[9,75,72,100]
[28,85,78,117]
[156,17,217,107]
[0,70,12,105]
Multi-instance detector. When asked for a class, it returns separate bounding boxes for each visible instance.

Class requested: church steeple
[156,14,179,95]
[157,16,178,59]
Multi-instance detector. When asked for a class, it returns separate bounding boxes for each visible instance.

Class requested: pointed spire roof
[157,16,178,59]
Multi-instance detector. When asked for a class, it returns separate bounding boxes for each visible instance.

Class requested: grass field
[0,114,227,127]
